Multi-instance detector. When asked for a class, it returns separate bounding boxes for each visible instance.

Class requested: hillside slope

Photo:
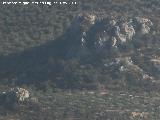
[0,0,160,120]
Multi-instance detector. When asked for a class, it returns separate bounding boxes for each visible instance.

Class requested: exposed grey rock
[134,17,153,34]
[120,57,154,81]
[0,87,30,103]
[109,19,117,26]
[141,24,151,34]
[78,13,96,32]
[104,57,154,81]
[115,21,135,43]
[13,87,30,102]
[71,13,153,49]
[81,32,87,46]
[111,37,117,47]
[151,58,160,70]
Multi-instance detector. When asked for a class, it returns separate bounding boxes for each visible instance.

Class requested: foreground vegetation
[1,89,160,120]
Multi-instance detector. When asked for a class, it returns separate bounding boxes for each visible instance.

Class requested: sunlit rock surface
[0,87,30,104]
[65,13,158,83]
[70,13,153,49]
[151,58,160,71]
[134,17,153,34]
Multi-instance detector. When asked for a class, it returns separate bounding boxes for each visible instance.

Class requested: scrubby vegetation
[0,0,160,120]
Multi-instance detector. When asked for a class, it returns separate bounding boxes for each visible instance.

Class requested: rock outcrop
[134,17,153,34]
[104,57,154,82]
[151,58,160,71]
[64,13,158,84]
[70,13,153,49]
[0,87,30,104]
[11,87,30,102]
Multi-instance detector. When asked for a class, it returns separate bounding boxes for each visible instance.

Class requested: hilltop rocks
[113,21,135,44]
[66,12,157,84]
[70,13,153,49]
[62,13,158,88]
[78,13,96,28]
[84,14,96,24]
[134,17,153,34]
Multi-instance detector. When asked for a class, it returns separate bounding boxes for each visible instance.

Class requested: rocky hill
[0,12,159,90]
[0,0,160,120]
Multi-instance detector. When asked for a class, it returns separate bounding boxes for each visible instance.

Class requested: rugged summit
[70,13,153,49]
[60,13,159,88]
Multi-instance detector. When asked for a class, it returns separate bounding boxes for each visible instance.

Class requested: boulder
[134,17,153,34]
[0,87,30,104]
[115,21,135,43]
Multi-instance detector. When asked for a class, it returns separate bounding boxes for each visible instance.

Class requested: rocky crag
[63,12,159,86]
